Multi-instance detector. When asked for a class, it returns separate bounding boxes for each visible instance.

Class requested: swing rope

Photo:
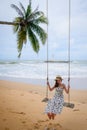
[42,0,49,102]
[63,0,75,108]
[68,0,71,104]
[46,0,49,99]
[64,0,74,108]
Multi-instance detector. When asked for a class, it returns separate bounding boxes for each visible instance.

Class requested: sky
[0,0,87,61]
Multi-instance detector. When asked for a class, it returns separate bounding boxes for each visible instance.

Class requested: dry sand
[0,80,87,130]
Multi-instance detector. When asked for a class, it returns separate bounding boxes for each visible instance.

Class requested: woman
[45,76,70,120]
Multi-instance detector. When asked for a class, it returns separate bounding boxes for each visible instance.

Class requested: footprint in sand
[34,92,38,94]
[19,112,26,115]
[10,111,26,115]
[33,119,49,130]
[3,100,5,103]
[44,126,50,130]
[81,102,86,104]
[3,118,7,122]
[38,119,49,123]
[5,127,10,130]
[73,109,80,111]
[21,121,26,124]
[55,123,62,128]
[20,93,24,96]
[44,126,56,130]
[34,123,40,129]
[28,91,33,93]
[44,122,62,130]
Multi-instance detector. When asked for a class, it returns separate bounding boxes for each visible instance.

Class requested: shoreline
[0,76,87,90]
[0,80,87,130]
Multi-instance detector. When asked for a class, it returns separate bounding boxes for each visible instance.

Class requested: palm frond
[13,25,19,33]
[28,11,44,22]
[19,2,26,15]
[30,23,47,44]
[28,27,39,53]
[32,5,39,14]
[26,3,32,18]
[29,0,32,6]
[17,27,27,57]
[31,15,48,24]
[17,38,23,58]
[11,4,24,17]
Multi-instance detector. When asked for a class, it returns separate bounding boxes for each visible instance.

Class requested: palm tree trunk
[0,21,19,25]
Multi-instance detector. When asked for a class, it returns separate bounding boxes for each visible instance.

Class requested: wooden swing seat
[63,102,75,108]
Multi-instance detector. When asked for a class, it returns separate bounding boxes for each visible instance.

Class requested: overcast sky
[0,0,87,61]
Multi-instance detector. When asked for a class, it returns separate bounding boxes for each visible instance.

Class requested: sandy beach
[0,80,87,130]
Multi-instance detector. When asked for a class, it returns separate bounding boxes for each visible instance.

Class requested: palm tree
[0,0,48,57]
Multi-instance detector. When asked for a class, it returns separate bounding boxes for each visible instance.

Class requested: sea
[0,60,87,89]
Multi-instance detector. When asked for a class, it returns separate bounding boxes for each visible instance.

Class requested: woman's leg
[47,113,51,119]
[51,113,56,120]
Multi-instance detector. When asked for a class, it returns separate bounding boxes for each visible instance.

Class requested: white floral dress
[45,87,64,114]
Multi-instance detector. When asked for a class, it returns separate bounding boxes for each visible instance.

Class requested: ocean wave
[0,60,87,79]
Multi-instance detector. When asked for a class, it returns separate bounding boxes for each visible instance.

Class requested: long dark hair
[54,80,59,87]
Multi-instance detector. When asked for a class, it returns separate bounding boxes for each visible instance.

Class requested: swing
[42,0,75,109]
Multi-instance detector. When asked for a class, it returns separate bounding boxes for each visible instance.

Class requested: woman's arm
[47,81,55,91]
[63,83,70,94]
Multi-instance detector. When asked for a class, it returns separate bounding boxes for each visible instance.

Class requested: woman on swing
[45,76,70,120]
